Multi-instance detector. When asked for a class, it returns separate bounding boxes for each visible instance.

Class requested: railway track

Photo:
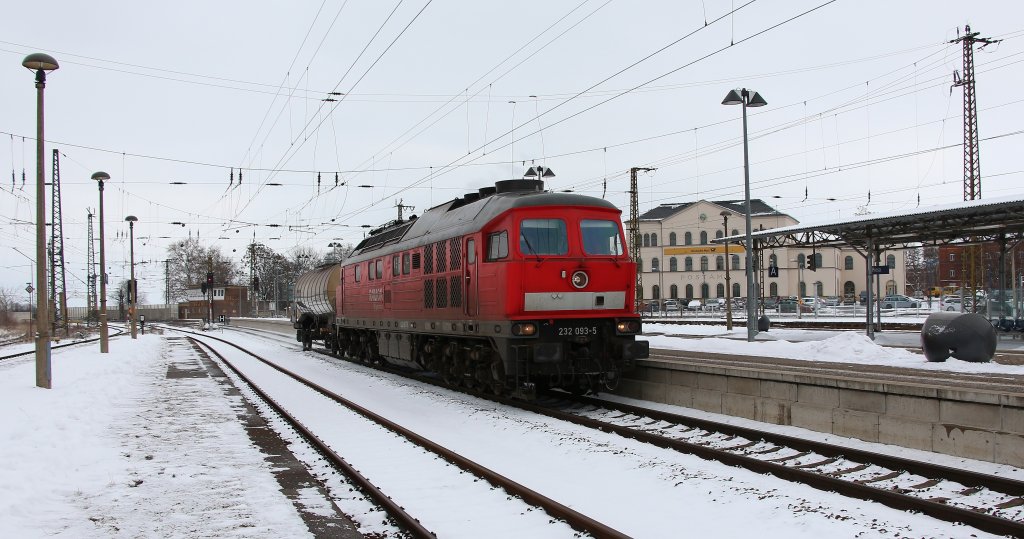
[170,326,629,539]
[219,323,1024,536]
[0,327,127,361]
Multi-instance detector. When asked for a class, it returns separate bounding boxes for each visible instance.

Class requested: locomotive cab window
[354,265,361,282]
[519,219,567,256]
[486,230,508,261]
[375,259,384,279]
[392,255,400,277]
[402,253,411,274]
[368,261,375,281]
[581,219,624,256]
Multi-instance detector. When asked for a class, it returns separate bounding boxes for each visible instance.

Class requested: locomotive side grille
[436,241,447,272]
[412,252,421,270]
[449,237,462,270]
[450,275,462,307]
[424,246,434,274]
[424,279,434,308]
[435,277,448,308]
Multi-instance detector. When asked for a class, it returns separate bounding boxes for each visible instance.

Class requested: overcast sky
[2,0,1022,307]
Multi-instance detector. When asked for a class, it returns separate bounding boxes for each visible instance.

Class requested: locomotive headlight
[511,322,538,336]
[616,320,641,334]
[570,270,589,289]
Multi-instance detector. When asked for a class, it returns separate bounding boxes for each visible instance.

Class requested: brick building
[177,284,252,321]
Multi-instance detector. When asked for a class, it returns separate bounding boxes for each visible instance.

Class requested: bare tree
[165,238,240,302]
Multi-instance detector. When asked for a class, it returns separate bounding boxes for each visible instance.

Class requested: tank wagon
[294,178,648,397]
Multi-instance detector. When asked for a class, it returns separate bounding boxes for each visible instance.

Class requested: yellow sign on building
[663,245,746,256]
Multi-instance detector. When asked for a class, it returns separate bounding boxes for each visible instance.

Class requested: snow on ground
[644,322,1024,374]
[0,327,1017,538]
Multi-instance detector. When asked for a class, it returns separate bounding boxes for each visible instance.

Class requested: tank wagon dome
[348,179,619,262]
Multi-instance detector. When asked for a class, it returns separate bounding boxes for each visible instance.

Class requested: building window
[731,229,739,236]
[716,283,725,297]
[715,256,724,271]
[815,281,823,296]
[949,269,955,278]
[643,233,650,247]
[732,255,740,269]
[733,283,741,298]
[651,258,660,272]
[637,259,643,272]
[715,230,723,239]
[651,233,658,247]
[769,253,777,268]
[769,282,778,297]
[700,283,709,298]
[886,254,896,269]
[669,257,678,272]
[669,232,677,246]
[700,231,708,245]
[670,284,678,299]
[845,256,854,270]
[700,256,709,271]
[685,284,693,299]
[814,253,823,268]
[685,257,693,271]
[684,232,692,245]
[949,253,955,262]
[797,253,806,267]
[652,285,660,300]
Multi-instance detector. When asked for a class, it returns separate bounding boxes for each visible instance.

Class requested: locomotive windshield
[520,219,568,255]
[581,219,624,256]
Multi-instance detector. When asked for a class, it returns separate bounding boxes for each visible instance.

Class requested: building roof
[638,199,788,221]
[715,194,1024,251]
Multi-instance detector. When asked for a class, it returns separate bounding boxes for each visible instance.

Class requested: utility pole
[952,25,999,310]
[629,167,655,312]
[86,209,97,326]
[249,241,257,317]
[164,259,170,306]
[49,149,68,337]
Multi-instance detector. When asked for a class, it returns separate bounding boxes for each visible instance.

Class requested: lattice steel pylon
[951,26,999,310]
[49,149,68,336]
[87,209,98,326]
[951,25,998,201]
[629,167,655,312]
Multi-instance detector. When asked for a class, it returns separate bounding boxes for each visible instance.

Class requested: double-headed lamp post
[722,88,767,342]
[93,172,111,352]
[125,215,138,339]
[720,210,733,331]
[23,52,59,388]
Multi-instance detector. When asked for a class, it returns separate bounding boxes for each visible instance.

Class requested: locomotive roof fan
[495,179,544,193]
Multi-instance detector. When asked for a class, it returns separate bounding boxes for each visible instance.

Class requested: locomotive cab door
[464,238,478,317]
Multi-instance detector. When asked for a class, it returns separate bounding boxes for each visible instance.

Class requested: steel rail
[188,337,436,539]
[175,327,630,539]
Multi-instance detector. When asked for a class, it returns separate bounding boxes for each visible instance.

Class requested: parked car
[822,296,840,307]
[762,297,778,310]
[842,294,857,305]
[801,297,820,310]
[777,297,798,313]
[881,294,920,309]
[663,300,681,315]
[686,299,703,311]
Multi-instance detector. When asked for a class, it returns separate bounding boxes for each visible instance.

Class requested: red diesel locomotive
[293,178,648,397]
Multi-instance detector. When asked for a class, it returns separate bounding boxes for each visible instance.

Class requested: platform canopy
[714,195,1024,251]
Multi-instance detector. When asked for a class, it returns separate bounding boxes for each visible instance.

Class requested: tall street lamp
[722,88,767,342]
[23,52,58,388]
[93,172,111,352]
[720,210,733,331]
[125,215,139,339]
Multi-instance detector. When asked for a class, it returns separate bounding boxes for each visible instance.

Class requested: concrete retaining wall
[615,359,1024,467]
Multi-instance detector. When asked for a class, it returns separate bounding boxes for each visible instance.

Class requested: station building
[632,199,907,302]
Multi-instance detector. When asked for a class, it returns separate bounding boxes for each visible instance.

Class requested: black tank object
[920,312,996,363]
